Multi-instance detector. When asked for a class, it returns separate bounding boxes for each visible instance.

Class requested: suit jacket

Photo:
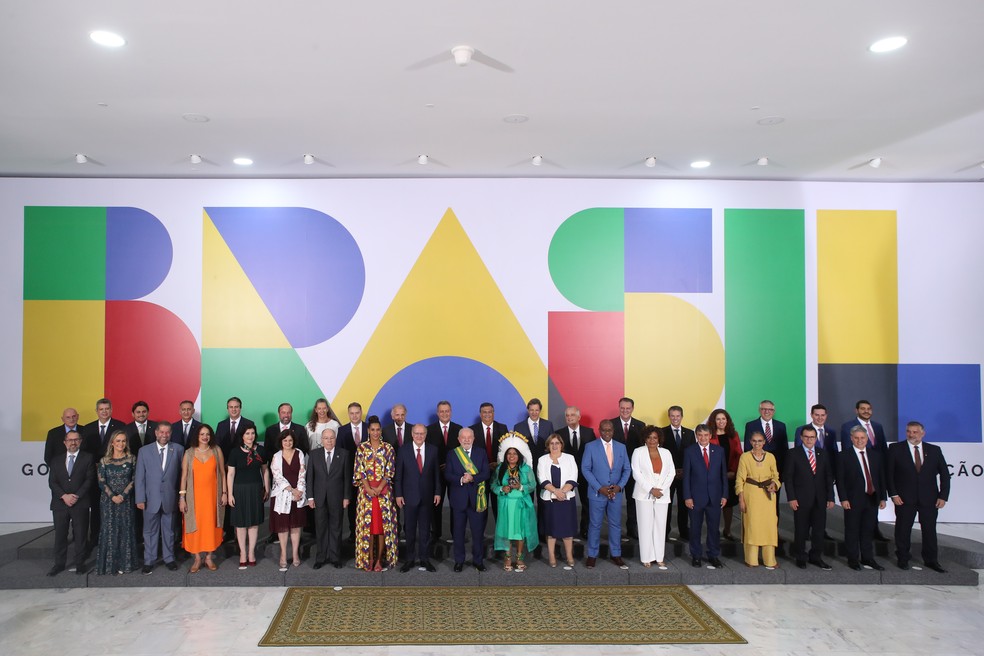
[381,422,411,452]
[443,446,490,510]
[661,425,696,477]
[335,421,368,458]
[124,421,157,454]
[744,419,788,478]
[886,441,950,506]
[172,419,202,449]
[630,446,675,503]
[840,418,889,456]
[783,444,835,508]
[395,441,442,506]
[264,421,308,459]
[305,447,352,508]
[611,416,646,453]
[215,416,257,459]
[134,441,185,514]
[682,443,728,508]
[470,421,508,464]
[81,418,127,458]
[561,425,595,463]
[44,423,83,465]
[794,423,839,456]
[48,450,95,511]
[513,418,555,466]
[836,446,887,506]
[426,421,462,465]
[581,438,631,497]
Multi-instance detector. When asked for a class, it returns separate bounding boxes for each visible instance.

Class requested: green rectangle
[724,209,806,433]
[24,206,106,300]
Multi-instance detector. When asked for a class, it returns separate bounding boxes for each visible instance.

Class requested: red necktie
[764,422,773,444]
[703,447,709,469]
[486,426,493,462]
[865,422,875,447]
[914,445,922,473]
[808,449,816,474]
[861,450,874,495]
[416,447,423,473]
[397,425,403,447]
[443,425,448,445]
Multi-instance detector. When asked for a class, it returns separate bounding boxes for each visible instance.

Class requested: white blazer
[536,452,578,501]
[631,447,675,503]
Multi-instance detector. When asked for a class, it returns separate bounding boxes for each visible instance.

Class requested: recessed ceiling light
[869,36,907,53]
[690,160,711,169]
[75,154,88,164]
[303,154,315,165]
[503,114,529,124]
[417,155,429,165]
[531,155,543,166]
[757,116,785,126]
[233,157,253,166]
[189,154,202,164]
[868,157,882,169]
[757,157,769,166]
[644,156,657,168]
[89,30,126,48]
[182,113,210,123]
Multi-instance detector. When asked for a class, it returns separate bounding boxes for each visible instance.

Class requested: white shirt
[415,444,425,466]
[907,440,923,464]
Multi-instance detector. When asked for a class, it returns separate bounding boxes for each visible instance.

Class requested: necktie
[184,423,189,440]
[674,428,681,447]
[397,425,403,447]
[605,440,613,468]
[572,430,578,452]
[67,454,76,476]
[817,427,824,448]
[860,450,874,495]
[485,426,493,462]
[231,420,237,437]
[416,447,423,473]
[354,425,361,445]
[865,422,875,447]
[808,449,816,474]
[326,451,332,472]
[624,422,630,439]
[764,422,773,444]
[532,421,539,442]
[159,447,166,471]
[139,424,145,441]
[703,447,709,469]
[914,445,922,473]
[442,425,448,445]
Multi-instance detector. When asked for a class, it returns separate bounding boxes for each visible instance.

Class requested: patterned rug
[259,585,745,646]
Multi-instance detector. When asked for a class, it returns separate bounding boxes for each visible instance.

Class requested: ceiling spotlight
[451,45,475,66]
[75,153,88,164]
[531,155,543,166]
[644,156,657,168]
[757,157,769,166]
[89,30,126,48]
[869,36,907,53]
[233,157,253,166]
[690,160,711,169]
[303,154,315,165]
[189,154,202,164]
[868,157,882,169]
[417,154,429,165]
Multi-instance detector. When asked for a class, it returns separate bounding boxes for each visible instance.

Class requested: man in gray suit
[306,428,352,569]
[135,421,184,574]
[47,430,94,576]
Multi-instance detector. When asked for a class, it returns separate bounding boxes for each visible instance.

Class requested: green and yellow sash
[454,446,487,512]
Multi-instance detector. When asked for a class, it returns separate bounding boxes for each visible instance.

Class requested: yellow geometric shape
[335,208,549,413]
[22,300,105,441]
[624,293,725,426]
[202,210,290,349]
[817,210,898,364]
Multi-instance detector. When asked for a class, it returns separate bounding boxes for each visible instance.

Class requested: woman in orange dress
[179,424,226,573]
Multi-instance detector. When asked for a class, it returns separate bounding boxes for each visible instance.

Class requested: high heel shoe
[515,558,526,572]
[549,557,557,568]
[190,558,201,573]
[205,557,217,571]
[503,555,513,572]
[566,559,576,568]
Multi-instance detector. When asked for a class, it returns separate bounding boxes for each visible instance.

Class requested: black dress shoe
[165,561,178,571]
[142,564,154,574]
[925,562,947,573]
[313,561,325,570]
[332,561,343,569]
[47,565,65,577]
[400,561,414,573]
[796,560,808,569]
[76,566,88,575]
[585,556,596,569]
[611,556,628,569]
[810,559,832,571]
[873,530,889,542]
[848,560,862,571]
[422,560,436,572]
[453,563,463,573]
[823,531,833,540]
[861,560,885,571]
[897,560,910,570]
[474,563,487,572]
[708,558,724,568]
[679,532,689,541]
[691,557,702,568]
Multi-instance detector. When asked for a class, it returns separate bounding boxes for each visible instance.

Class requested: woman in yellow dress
[735,431,780,569]
[179,424,226,573]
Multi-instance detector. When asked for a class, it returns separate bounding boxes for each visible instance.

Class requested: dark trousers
[313,501,344,564]
[688,502,721,559]
[671,481,688,538]
[894,503,939,564]
[404,499,434,563]
[88,494,100,549]
[451,505,487,565]
[53,505,89,569]
[624,478,638,536]
[792,502,827,561]
[577,477,589,536]
[843,494,879,562]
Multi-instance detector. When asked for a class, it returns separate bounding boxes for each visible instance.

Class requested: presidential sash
[454,446,487,512]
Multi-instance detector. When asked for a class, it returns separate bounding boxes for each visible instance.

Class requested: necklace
[752,452,766,463]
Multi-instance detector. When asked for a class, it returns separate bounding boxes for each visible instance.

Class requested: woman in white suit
[631,425,675,568]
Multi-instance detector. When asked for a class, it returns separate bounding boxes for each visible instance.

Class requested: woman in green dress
[493,446,538,571]
[96,430,138,575]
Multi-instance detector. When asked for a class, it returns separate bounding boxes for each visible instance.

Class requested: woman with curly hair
[354,415,398,571]
[707,408,743,541]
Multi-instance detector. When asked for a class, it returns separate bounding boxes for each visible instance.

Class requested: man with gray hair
[562,406,595,539]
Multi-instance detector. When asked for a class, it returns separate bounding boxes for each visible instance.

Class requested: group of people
[43,394,952,576]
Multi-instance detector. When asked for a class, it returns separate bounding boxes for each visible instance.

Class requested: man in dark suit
[743,399,789,538]
[886,421,950,572]
[444,427,490,571]
[124,400,157,455]
[381,403,411,451]
[336,401,367,539]
[43,407,82,465]
[793,404,838,456]
[47,430,94,576]
[263,402,307,458]
[396,424,442,572]
[837,425,887,570]
[561,406,595,538]
[80,397,125,551]
[306,427,351,569]
[582,420,632,569]
[471,402,508,520]
[682,424,728,568]
[514,397,554,543]
[612,397,646,539]
[661,405,696,541]
[172,399,201,449]
[840,399,890,541]
[427,400,462,543]
[214,396,256,461]
[784,425,835,570]
[135,421,184,573]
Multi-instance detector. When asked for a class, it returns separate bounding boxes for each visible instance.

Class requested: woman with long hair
[707,408,743,540]
[179,424,226,573]
[226,426,269,568]
[306,398,341,452]
[493,446,538,571]
[96,430,138,575]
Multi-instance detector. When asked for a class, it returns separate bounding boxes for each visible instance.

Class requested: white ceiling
[2,0,984,181]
